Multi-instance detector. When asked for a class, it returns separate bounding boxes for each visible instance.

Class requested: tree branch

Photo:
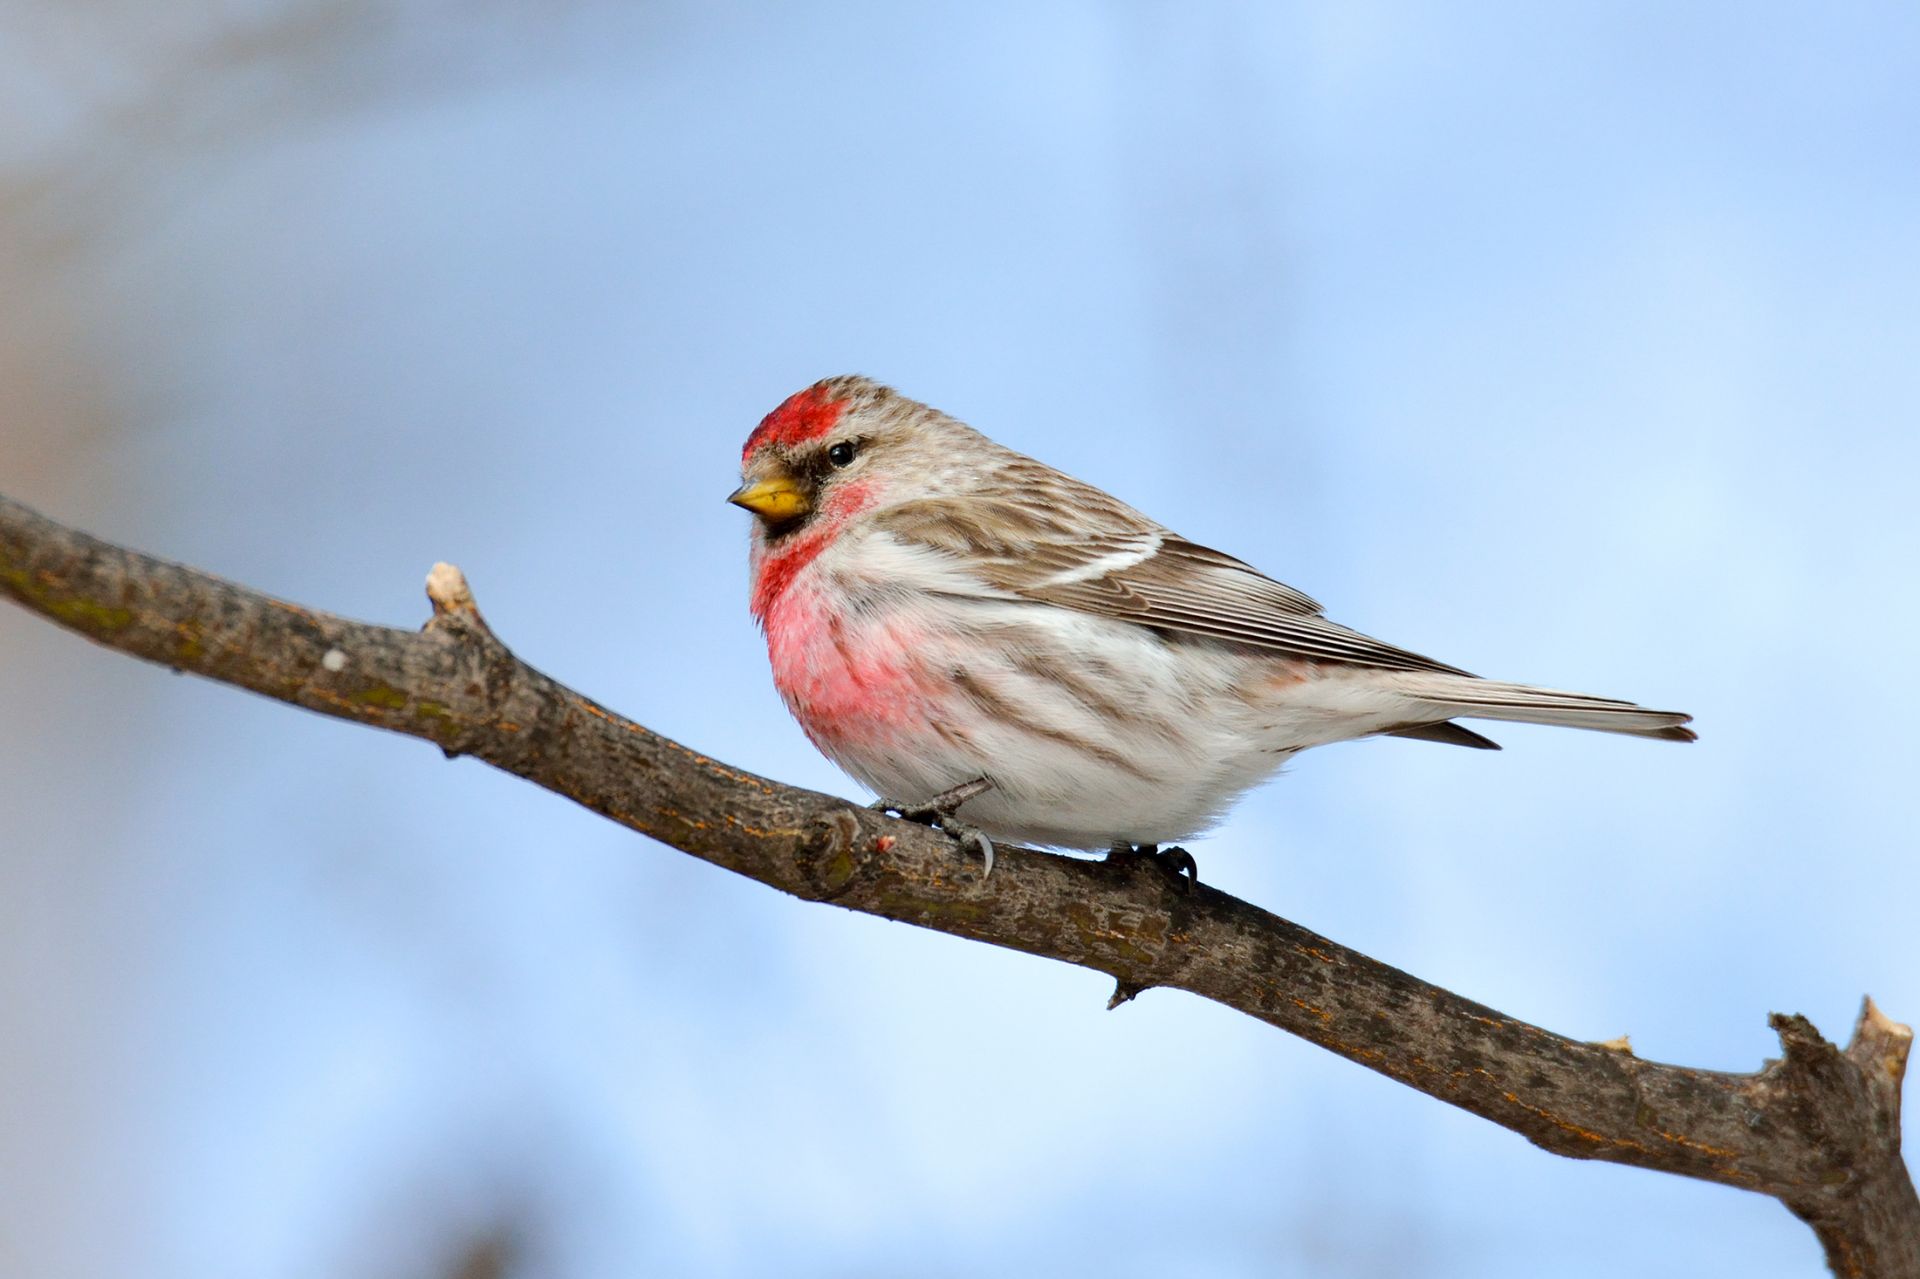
[2,491,1913,1275]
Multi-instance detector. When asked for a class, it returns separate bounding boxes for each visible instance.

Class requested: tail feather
[1392,675,1696,743]
[1386,720,1504,750]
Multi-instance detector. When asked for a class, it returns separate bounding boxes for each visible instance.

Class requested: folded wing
[872,479,1469,675]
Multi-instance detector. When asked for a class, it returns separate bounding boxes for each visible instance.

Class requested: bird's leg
[1105,840,1198,892]
[870,777,997,877]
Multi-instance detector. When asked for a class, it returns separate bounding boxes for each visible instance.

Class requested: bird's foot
[871,777,997,877]
[1105,841,1198,893]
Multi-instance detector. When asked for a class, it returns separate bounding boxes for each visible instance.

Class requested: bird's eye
[827,440,857,468]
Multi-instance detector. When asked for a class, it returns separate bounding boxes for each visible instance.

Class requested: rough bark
[2,491,1913,1275]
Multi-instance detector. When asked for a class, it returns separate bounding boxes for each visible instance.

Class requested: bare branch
[2,491,1913,1274]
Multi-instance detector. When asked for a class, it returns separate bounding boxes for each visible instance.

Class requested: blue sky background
[2,3,1916,1275]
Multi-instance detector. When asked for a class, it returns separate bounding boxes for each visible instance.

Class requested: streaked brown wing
[872,476,1472,677]
[1027,538,1471,674]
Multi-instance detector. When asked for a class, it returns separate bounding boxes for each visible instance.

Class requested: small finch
[730,376,1693,876]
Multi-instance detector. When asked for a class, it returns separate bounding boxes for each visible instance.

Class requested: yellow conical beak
[727,476,811,522]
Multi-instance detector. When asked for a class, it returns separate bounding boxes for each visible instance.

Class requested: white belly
[764,532,1422,851]
[800,603,1405,849]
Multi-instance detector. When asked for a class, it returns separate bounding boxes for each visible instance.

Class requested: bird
[729,375,1693,881]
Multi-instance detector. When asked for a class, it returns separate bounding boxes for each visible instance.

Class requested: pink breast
[763,581,935,754]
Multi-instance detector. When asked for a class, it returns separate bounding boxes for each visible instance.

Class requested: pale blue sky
[2,3,1915,1276]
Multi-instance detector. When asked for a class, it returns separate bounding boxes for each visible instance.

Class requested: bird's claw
[947,821,995,878]
[871,777,997,878]
[1158,845,1198,890]
[1106,841,1198,892]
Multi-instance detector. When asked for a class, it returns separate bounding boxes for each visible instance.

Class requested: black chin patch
[759,509,812,540]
